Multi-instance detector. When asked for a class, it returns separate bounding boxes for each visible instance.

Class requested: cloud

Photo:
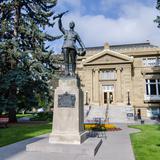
[51,1,160,52]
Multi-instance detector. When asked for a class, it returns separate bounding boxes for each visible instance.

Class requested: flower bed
[84,123,121,131]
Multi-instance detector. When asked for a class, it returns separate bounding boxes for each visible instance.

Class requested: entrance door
[102,85,114,105]
[109,92,113,104]
[104,92,108,104]
[103,92,113,104]
[137,109,141,119]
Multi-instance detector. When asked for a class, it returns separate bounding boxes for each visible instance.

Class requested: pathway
[94,124,139,160]
[0,124,139,160]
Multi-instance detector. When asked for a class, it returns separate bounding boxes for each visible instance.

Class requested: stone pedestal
[49,77,87,144]
[26,137,102,158]
[26,77,102,157]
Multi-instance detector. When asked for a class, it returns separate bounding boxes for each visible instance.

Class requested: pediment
[84,49,133,65]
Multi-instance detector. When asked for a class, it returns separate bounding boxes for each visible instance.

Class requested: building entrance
[103,85,114,105]
[104,92,108,104]
[104,92,113,104]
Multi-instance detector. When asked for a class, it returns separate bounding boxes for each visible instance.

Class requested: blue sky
[49,0,160,53]
[57,0,153,18]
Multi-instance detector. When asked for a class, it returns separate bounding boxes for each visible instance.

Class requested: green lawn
[16,114,34,119]
[130,125,160,160]
[0,123,52,147]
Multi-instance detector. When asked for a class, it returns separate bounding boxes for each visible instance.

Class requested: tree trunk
[8,108,17,123]
[0,110,2,115]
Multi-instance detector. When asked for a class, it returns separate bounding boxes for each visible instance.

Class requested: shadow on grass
[0,122,52,159]
[0,123,52,147]
[156,144,160,147]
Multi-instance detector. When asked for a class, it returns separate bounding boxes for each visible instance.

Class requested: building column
[116,67,123,102]
[93,68,99,104]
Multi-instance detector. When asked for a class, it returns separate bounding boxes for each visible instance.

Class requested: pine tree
[0,0,60,122]
[155,0,160,27]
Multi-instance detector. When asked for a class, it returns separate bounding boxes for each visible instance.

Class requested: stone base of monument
[26,77,102,157]
[49,131,87,144]
[26,137,102,157]
[49,77,87,144]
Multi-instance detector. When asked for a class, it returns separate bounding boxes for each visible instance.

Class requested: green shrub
[30,112,53,122]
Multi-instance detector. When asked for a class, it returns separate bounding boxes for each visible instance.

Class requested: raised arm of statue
[58,17,65,34]
[76,34,85,50]
[157,0,160,8]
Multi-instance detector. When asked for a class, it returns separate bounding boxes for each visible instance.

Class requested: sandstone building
[76,42,160,118]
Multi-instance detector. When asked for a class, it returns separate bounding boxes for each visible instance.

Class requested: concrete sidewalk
[94,124,139,160]
[0,124,139,160]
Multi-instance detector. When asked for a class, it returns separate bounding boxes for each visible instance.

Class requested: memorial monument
[49,11,87,144]
[26,11,102,157]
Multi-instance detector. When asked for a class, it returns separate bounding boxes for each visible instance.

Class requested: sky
[48,0,160,53]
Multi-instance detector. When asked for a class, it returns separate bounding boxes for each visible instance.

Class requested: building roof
[84,49,134,65]
[55,42,159,61]
[86,42,157,52]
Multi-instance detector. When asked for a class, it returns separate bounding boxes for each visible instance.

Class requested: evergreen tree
[155,0,160,27]
[0,0,60,122]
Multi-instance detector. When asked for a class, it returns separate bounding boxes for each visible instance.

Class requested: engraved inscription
[58,92,76,108]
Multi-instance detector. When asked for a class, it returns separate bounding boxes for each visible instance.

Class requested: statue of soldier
[57,12,86,76]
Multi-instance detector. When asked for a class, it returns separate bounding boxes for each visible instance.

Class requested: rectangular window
[146,84,149,95]
[143,57,160,66]
[158,79,160,95]
[150,107,160,117]
[145,79,160,97]
[150,83,157,95]
[100,70,115,80]
[150,79,156,83]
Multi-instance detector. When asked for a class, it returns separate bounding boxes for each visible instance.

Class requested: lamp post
[127,89,131,105]
[85,91,89,105]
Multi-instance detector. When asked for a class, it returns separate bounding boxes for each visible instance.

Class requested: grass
[130,125,160,160]
[16,112,53,121]
[16,114,34,119]
[0,123,52,147]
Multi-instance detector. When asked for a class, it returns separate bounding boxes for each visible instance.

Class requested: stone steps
[84,106,106,123]
[108,104,135,123]
[84,104,135,124]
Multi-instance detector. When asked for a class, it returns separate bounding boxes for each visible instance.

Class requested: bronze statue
[56,11,86,76]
